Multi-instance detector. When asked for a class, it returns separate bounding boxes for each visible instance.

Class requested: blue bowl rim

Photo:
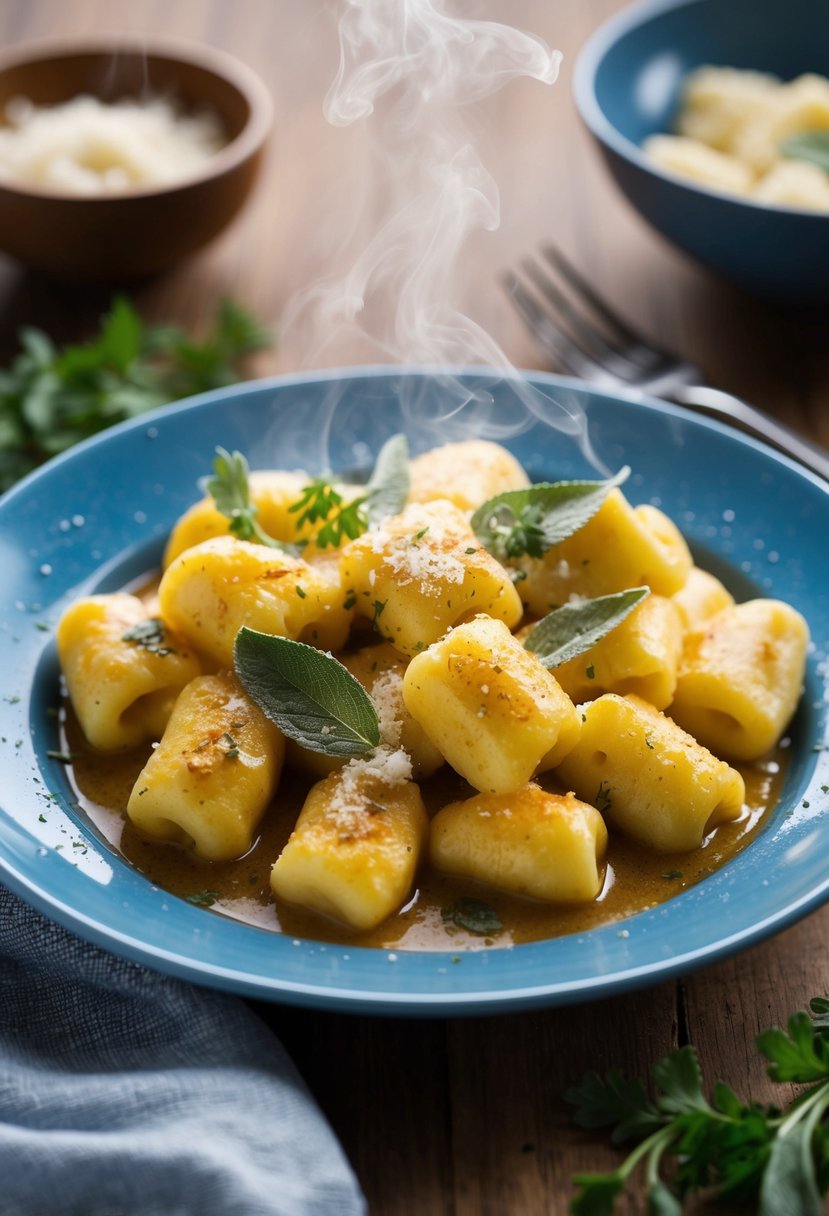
[0,362,827,1015]
[572,0,829,221]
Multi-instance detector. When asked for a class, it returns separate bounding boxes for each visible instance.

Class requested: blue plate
[1,367,827,1014]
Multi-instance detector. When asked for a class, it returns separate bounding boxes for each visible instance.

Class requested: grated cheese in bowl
[0,93,226,194]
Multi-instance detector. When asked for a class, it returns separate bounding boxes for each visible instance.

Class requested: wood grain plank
[447,989,681,1216]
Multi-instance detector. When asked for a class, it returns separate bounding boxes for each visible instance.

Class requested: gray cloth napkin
[0,885,366,1216]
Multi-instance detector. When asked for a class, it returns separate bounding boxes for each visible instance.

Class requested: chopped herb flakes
[595,781,612,814]
[186,891,220,908]
[122,618,175,657]
[441,896,503,936]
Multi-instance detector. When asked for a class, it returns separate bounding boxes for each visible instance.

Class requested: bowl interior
[0,45,253,147]
[591,0,829,145]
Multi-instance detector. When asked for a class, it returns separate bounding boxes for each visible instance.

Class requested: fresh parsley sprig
[566,997,829,1214]
[206,433,410,554]
[288,479,369,549]
[0,296,270,492]
[470,467,630,562]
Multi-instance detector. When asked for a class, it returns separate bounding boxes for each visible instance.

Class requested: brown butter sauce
[63,707,786,952]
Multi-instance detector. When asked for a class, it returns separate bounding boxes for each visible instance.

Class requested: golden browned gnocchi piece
[339,500,522,658]
[158,535,352,668]
[56,593,202,751]
[671,566,735,630]
[669,599,809,762]
[407,439,530,511]
[550,594,684,710]
[513,490,692,616]
[430,784,607,903]
[402,614,581,794]
[270,756,428,931]
[556,693,745,852]
[127,673,284,861]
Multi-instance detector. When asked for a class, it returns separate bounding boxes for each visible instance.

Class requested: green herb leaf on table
[780,130,829,176]
[0,296,270,492]
[566,997,829,1214]
[234,628,380,758]
[523,587,650,670]
[470,467,629,562]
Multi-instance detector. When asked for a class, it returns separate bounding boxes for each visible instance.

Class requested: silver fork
[502,244,829,483]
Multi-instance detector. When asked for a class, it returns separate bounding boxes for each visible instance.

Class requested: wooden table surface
[3,2,827,1213]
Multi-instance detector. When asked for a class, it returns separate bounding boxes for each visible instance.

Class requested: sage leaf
[234,628,380,757]
[470,467,629,561]
[780,130,829,177]
[364,432,410,525]
[523,587,649,670]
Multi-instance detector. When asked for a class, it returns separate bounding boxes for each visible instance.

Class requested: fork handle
[671,384,829,484]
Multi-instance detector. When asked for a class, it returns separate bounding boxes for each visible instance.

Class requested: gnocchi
[56,437,808,948]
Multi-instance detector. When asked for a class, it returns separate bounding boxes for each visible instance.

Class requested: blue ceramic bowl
[0,367,828,1015]
[573,0,829,303]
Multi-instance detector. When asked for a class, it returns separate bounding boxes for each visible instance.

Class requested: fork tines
[502,244,674,386]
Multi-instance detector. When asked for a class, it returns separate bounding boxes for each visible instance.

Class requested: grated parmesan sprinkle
[369,503,468,592]
[0,93,225,195]
[370,670,404,747]
[328,745,413,827]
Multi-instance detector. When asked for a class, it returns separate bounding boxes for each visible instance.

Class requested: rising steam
[279,0,600,467]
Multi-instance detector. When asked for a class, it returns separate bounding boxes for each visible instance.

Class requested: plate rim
[1,363,827,1015]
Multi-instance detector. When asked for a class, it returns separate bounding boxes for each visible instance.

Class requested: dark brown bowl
[0,36,273,280]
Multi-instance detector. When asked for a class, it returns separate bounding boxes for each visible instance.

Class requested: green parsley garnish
[288,478,369,549]
[219,732,240,759]
[0,297,269,491]
[206,433,410,555]
[567,996,829,1214]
